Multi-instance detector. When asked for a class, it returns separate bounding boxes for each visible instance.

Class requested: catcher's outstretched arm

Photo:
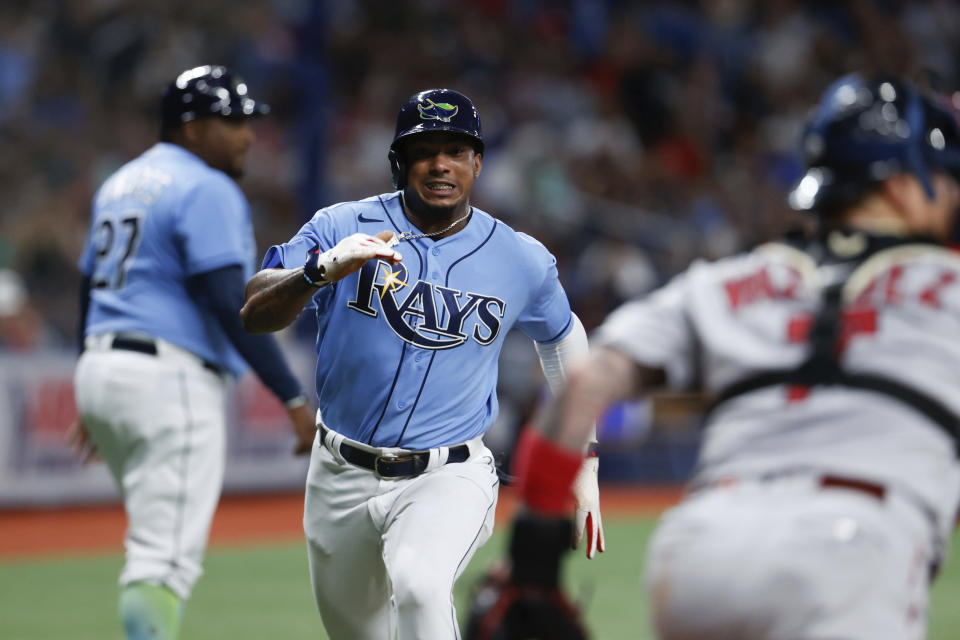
[537,347,661,451]
[533,314,606,558]
[512,347,664,518]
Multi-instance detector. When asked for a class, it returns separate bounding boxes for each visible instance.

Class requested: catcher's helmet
[788,74,960,214]
[161,65,269,131]
[388,88,484,189]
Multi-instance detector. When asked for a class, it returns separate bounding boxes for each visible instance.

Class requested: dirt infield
[0,485,682,560]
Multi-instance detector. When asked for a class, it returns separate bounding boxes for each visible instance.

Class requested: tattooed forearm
[240,267,320,333]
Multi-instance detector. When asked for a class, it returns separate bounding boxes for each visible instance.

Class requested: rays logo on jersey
[417,98,459,123]
[347,259,505,349]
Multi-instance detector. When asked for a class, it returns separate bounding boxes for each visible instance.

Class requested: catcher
[510,73,960,639]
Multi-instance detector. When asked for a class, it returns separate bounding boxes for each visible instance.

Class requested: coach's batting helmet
[389,88,484,189]
[161,65,269,131]
[789,74,960,214]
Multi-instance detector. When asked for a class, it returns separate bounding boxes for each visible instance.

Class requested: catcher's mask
[788,74,960,217]
[388,88,484,190]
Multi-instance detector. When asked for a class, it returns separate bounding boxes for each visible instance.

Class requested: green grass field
[2,516,958,639]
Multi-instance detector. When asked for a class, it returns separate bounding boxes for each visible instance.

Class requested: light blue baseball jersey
[79,142,256,377]
[263,192,573,449]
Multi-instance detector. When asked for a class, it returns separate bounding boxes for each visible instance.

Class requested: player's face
[190,118,256,179]
[402,133,481,218]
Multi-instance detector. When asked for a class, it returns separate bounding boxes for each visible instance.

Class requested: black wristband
[303,258,327,286]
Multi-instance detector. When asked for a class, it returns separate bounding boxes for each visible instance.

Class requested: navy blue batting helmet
[789,74,960,214]
[388,88,484,189]
[161,65,269,130]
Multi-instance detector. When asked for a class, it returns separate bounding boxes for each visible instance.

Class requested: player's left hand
[66,418,100,464]
[571,455,605,558]
[286,403,317,456]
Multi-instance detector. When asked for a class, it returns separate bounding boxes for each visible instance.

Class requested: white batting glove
[304,231,401,286]
[571,455,605,559]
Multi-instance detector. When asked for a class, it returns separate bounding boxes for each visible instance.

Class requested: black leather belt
[110,335,224,375]
[319,424,470,478]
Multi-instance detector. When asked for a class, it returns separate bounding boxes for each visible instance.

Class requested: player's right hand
[66,418,101,464]
[304,231,401,286]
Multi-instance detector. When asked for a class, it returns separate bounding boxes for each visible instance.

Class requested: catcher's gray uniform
[595,239,960,639]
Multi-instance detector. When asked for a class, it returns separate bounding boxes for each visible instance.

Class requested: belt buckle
[374,451,426,479]
[374,451,399,479]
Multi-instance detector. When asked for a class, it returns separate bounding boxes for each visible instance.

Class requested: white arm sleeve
[534,313,597,446]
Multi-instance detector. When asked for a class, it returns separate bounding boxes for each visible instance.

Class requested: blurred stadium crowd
[1,0,958,363]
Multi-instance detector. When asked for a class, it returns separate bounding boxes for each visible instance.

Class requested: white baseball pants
[644,474,934,640]
[303,429,499,640]
[75,334,227,599]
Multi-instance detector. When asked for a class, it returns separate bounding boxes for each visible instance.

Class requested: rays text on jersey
[347,259,505,349]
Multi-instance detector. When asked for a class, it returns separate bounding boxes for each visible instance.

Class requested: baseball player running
[240,88,602,639]
[68,65,316,640]
[511,73,960,640]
